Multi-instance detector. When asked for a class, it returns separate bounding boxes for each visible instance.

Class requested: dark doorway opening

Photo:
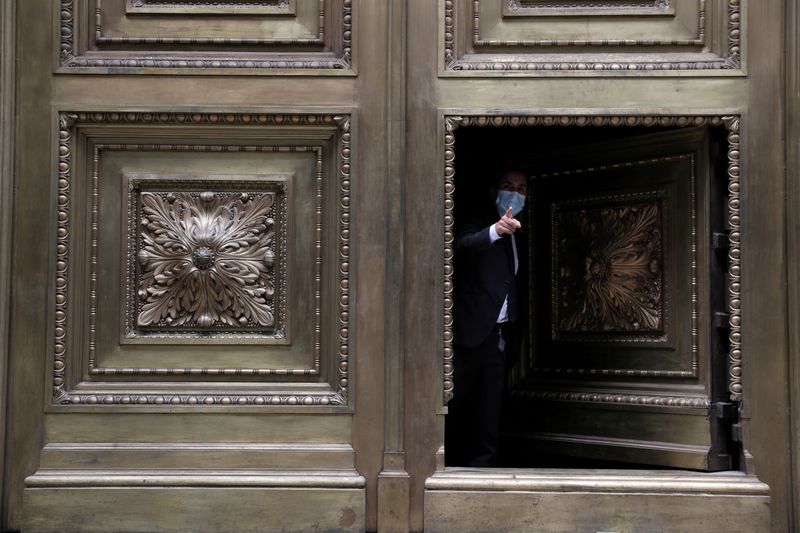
[446,123,740,471]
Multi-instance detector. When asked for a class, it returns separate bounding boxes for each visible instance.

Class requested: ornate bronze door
[409,1,784,532]
[0,0,797,532]
[3,1,394,532]
[507,127,736,470]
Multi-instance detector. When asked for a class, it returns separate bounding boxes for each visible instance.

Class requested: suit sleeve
[455,223,495,256]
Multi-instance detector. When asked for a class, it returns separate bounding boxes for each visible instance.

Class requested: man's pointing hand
[496,207,521,236]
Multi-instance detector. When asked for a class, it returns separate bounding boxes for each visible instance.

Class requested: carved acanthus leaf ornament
[556,201,663,334]
[137,191,276,329]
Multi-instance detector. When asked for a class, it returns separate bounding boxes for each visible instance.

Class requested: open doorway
[445,120,741,471]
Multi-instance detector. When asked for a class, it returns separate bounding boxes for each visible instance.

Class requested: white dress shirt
[489,224,518,323]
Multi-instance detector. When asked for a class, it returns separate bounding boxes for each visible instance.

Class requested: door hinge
[710,401,743,443]
[712,232,730,250]
[713,311,731,329]
[708,401,741,471]
[731,422,743,443]
[710,401,737,421]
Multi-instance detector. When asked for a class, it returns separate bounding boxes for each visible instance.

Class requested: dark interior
[449,124,735,470]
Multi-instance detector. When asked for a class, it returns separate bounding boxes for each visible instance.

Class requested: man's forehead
[499,171,526,184]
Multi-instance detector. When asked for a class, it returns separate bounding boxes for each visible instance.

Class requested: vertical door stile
[788,0,800,528]
[377,0,411,531]
[0,0,16,525]
[744,0,793,530]
[404,1,449,531]
[6,0,53,527]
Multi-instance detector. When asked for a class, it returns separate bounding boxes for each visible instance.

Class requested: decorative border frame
[58,0,353,74]
[126,0,298,16]
[503,0,675,18]
[53,111,352,407]
[99,0,323,45]
[527,154,699,379]
[122,174,293,345]
[442,114,742,405]
[443,0,742,74]
[549,187,672,345]
[509,0,668,8]
[483,0,698,46]
[510,389,711,408]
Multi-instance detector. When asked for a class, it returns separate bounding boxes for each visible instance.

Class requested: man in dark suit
[446,169,528,467]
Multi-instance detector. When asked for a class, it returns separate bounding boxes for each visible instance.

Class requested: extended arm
[455,207,520,256]
[455,224,495,256]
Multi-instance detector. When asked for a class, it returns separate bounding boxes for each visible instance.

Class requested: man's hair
[493,167,528,185]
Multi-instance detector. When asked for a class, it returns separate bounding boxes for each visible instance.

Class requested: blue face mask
[495,190,526,217]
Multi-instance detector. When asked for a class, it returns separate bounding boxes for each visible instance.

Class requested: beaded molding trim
[58,0,353,73]
[53,111,352,407]
[442,114,742,405]
[443,0,741,73]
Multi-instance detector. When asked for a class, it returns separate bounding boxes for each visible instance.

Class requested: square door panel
[504,0,674,17]
[51,111,353,408]
[124,175,291,342]
[125,0,298,16]
[529,154,703,376]
[58,0,353,74]
[98,0,319,43]
[551,189,670,344]
[442,0,742,75]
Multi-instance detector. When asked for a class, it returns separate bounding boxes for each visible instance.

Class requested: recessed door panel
[506,127,729,470]
[50,112,352,407]
[57,0,354,73]
[442,0,741,74]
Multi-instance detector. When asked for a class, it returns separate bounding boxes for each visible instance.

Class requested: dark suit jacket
[453,207,527,349]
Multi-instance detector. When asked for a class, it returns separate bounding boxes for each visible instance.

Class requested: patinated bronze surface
[135,189,279,330]
[0,0,796,532]
[554,199,664,335]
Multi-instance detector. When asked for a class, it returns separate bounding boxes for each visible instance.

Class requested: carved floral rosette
[126,178,288,339]
[553,194,667,341]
